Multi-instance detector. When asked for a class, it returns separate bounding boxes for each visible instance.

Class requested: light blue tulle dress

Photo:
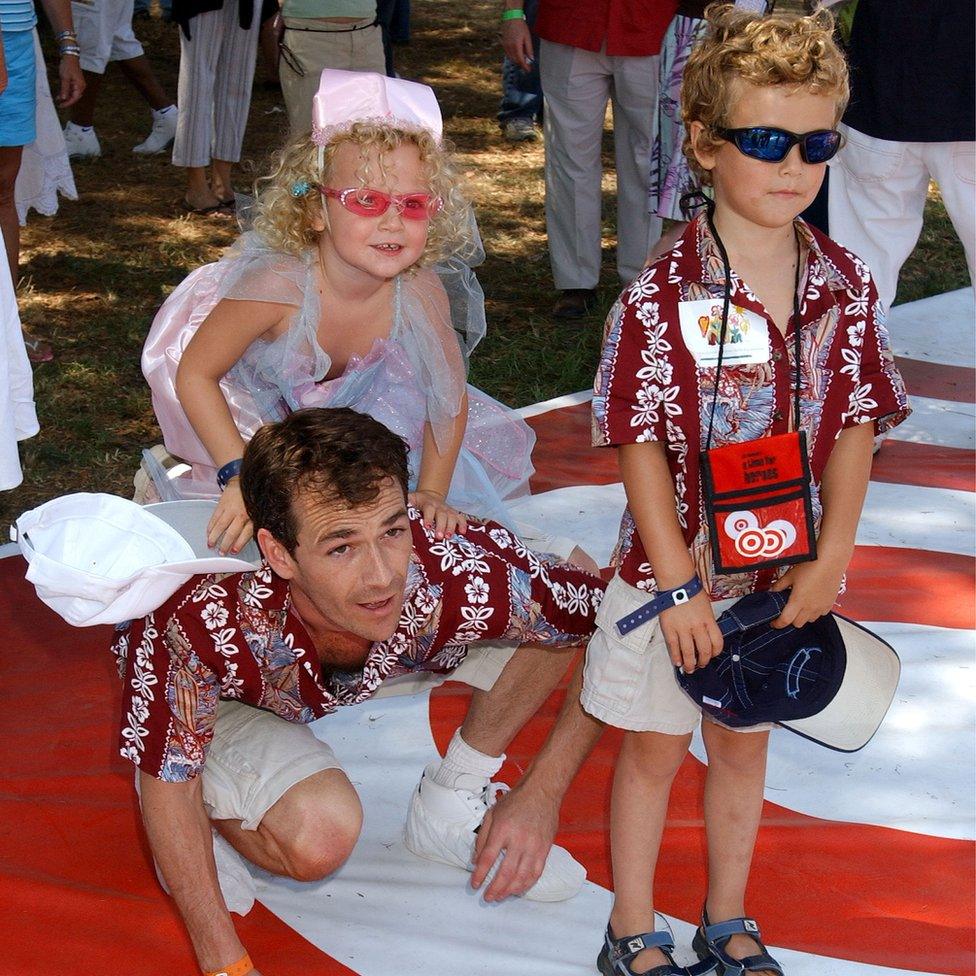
[141,230,535,527]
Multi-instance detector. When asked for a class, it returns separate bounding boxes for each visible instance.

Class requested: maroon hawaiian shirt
[592,214,911,599]
[112,509,605,782]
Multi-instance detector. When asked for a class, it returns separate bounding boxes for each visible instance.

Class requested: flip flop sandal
[598,923,717,976]
[692,912,785,976]
[180,199,233,216]
[23,335,54,363]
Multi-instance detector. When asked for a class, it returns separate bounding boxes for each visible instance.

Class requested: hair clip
[291,180,312,197]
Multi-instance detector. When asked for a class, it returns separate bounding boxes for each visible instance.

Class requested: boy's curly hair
[681,3,849,186]
[252,122,472,265]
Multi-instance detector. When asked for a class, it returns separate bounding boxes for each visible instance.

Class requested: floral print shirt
[592,214,911,598]
[112,509,605,782]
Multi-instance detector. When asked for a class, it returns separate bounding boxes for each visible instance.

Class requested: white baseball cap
[14,493,260,627]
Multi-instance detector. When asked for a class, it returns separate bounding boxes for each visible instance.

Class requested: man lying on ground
[113,406,607,976]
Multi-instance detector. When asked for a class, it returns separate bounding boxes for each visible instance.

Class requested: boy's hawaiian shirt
[592,214,911,598]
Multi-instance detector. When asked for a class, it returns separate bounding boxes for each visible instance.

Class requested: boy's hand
[770,559,846,628]
[660,590,724,672]
[207,480,253,555]
[409,489,468,540]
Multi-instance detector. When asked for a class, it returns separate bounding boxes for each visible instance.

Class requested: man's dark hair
[241,408,410,553]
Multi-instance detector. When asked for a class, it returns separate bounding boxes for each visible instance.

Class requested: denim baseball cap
[677,590,900,752]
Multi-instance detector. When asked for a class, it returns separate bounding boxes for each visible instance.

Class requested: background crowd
[0,0,972,515]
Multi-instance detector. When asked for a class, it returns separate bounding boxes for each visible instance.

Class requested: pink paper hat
[311,68,443,149]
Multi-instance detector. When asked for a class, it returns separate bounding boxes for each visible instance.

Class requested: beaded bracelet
[60,45,81,56]
[501,8,526,20]
[55,29,78,40]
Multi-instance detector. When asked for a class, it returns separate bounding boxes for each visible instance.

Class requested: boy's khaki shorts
[201,639,520,829]
[581,574,772,735]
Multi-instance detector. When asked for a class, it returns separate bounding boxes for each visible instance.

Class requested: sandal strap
[607,928,676,961]
[733,954,785,976]
[703,917,763,943]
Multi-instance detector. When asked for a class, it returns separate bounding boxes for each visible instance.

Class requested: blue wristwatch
[216,458,243,491]
[616,575,703,636]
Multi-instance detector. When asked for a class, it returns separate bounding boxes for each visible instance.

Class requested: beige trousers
[280,17,386,136]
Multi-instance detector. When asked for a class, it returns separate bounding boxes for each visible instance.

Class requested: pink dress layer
[141,232,535,525]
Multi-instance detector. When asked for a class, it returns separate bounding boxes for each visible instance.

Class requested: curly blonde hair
[251,122,473,266]
[681,3,849,186]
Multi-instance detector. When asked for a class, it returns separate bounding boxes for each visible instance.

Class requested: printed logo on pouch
[724,510,797,559]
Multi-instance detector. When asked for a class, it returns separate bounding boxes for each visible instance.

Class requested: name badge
[678,299,769,366]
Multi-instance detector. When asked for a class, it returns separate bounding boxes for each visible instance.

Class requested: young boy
[585,7,910,976]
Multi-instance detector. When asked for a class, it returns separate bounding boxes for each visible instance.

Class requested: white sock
[154,104,177,118]
[66,121,93,132]
[430,728,504,792]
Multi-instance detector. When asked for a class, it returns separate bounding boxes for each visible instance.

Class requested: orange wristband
[204,953,253,976]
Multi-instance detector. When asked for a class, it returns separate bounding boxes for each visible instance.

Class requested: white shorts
[72,0,144,73]
[581,574,773,735]
[201,639,520,829]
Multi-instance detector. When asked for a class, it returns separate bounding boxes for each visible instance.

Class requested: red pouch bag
[701,430,816,573]
[698,210,816,574]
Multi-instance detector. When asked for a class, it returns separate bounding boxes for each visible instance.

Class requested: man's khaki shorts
[580,574,772,735]
[202,640,520,829]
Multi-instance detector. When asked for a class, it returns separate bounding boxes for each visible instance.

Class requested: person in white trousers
[827,0,975,314]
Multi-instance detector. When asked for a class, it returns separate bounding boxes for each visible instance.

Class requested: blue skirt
[0,30,36,147]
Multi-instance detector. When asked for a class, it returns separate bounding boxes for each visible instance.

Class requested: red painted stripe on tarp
[841,546,975,630]
[870,440,975,492]
[525,400,619,493]
[0,562,354,976]
[428,681,975,976]
[897,356,975,404]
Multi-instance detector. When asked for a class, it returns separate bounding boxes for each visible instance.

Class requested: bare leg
[458,642,578,757]
[210,158,234,202]
[214,767,363,881]
[702,721,776,975]
[0,145,23,282]
[608,730,691,972]
[184,165,222,210]
[69,72,103,127]
[117,54,172,110]
[258,15,281,85]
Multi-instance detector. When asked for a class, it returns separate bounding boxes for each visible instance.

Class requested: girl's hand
[208,480,253,555]
[770,559,846,629]
[57,54,85,107]
[409,489,467,540]
[659,590,724,673]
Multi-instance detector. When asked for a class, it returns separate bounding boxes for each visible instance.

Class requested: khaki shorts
[202,640,519,829]
[581,574,773,735]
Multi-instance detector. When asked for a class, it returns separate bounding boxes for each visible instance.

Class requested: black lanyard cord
[703,207,803,452]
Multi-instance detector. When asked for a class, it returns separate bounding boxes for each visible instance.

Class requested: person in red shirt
[585,8,909,975]
[116,406,606,976]
[501,0,675,318]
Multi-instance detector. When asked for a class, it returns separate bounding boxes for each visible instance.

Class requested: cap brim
[144,500,262,564]
[782,615,900,752]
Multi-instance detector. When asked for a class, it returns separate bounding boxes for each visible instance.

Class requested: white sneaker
[63,122,101,159]
[403,762,586,902]
[153,829,257,916]
[133,107,178,155]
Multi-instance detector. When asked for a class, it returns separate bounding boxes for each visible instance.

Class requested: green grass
[1,2,969,524]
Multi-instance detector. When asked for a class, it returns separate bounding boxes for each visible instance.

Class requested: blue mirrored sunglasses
[714,126,842,164]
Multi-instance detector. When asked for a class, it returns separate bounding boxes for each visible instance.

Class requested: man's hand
[57,54,85,107]
[660,590,724,672]
[501,17,533,71]
[409,489,467,540]
[770,559,845,628]
[470,781,559,902]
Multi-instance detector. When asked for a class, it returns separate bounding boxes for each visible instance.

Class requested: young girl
[143,69,576,563]
[588,7,909,975]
